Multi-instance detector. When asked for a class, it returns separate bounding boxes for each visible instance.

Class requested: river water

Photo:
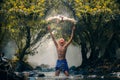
[28,71,120,80]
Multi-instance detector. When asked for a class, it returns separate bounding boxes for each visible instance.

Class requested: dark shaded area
[15,61,33,72]
[0,56,24,80]
[0,0,3,3]
[70,58,120,76]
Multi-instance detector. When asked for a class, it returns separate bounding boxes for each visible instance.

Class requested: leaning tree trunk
[16,26,31,72]
[19,26,31,61]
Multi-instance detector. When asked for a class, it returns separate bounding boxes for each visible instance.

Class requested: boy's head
[58,38,65,46]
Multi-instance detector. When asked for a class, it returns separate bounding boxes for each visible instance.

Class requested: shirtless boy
[48,25,75,76]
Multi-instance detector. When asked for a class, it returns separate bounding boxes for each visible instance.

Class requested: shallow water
[29,77,120,80]
[28,72,120,80]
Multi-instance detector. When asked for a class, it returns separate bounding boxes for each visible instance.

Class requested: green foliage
[0,0,48,61]
[74,0,119,17]
[72,0,120,61]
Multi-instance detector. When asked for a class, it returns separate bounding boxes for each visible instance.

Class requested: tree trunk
[88,46,100,66]
[16,26,31,71]
[80,42,88,68]
[0,25,6,52]
[103,33,117,60]
[19,26,31,61]
[79,34,88,68]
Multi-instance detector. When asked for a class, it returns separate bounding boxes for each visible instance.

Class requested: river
[28,71,120,80]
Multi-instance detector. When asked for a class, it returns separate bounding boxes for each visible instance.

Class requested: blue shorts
[55,59,69,72]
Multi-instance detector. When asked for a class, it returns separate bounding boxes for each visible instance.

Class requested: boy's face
[59,38,65,46]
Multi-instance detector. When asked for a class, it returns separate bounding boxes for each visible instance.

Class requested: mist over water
[3,41,17,59]
[28,38,82,68]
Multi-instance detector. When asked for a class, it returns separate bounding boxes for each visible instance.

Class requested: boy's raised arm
[64,26,75,47]
[48,26,58,47]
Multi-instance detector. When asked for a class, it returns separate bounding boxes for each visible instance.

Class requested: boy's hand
[48,26,51,30]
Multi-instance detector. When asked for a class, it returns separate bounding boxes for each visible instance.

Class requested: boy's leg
[64,71,69,76]
[55,70,60,76]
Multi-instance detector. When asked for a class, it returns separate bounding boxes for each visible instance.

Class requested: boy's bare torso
[56,45,67,60]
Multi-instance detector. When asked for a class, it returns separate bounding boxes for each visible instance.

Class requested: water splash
[46,15,77,24]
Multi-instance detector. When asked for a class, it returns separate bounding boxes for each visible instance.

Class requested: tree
[0,0,48,71]
[72,0,120,66]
